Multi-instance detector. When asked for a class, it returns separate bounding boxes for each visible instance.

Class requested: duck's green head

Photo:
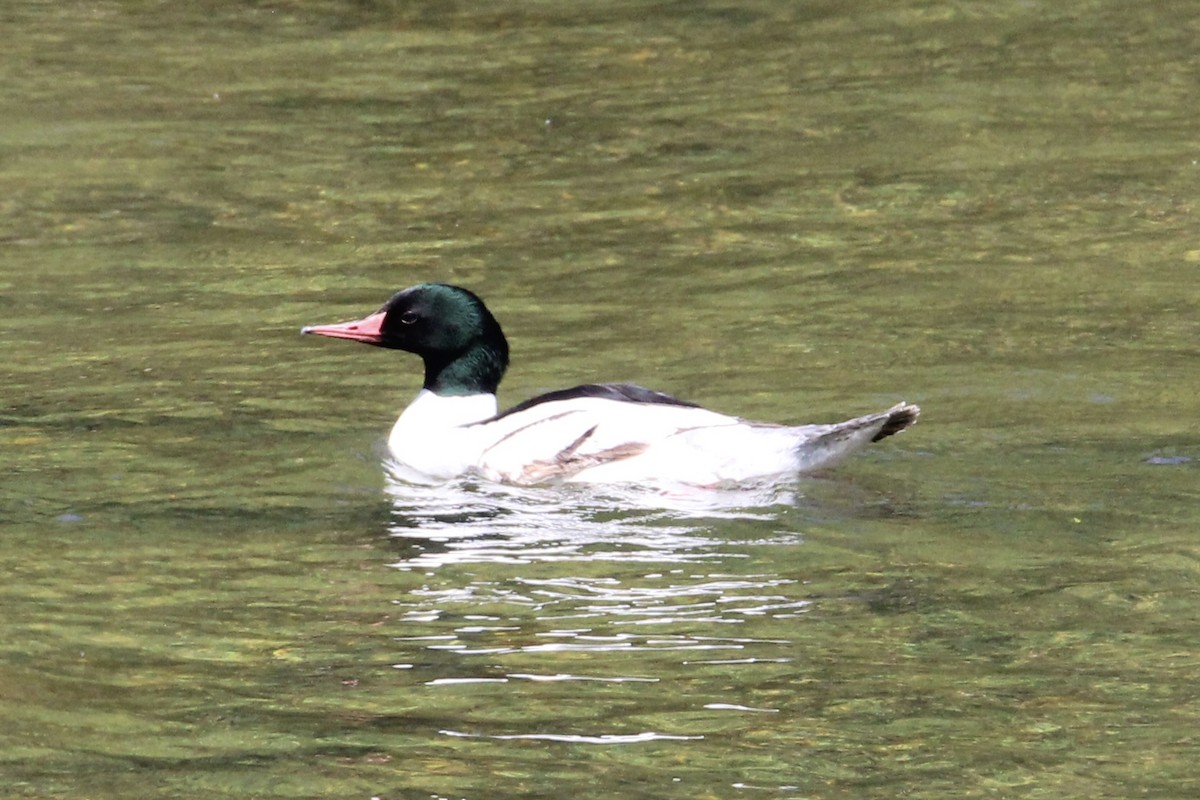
[303,283,509,396]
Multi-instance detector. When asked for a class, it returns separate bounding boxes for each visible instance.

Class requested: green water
[3,1,1199,797]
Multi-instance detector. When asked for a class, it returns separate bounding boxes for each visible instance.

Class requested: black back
[483,382,700,423]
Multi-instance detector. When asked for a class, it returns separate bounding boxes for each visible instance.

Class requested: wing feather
[475,397,737,484]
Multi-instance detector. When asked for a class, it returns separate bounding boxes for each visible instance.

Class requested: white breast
[387,390,497,480]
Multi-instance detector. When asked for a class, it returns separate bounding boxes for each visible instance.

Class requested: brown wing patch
[516,426,648,484]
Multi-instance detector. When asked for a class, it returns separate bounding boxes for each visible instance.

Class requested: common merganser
[302,283,919,486]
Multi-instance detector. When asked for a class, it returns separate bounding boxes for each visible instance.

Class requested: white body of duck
[303,284,919,487]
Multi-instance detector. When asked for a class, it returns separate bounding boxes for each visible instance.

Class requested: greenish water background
[3,1,1198,797]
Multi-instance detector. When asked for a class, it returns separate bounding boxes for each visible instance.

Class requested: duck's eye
[398,311,419,325]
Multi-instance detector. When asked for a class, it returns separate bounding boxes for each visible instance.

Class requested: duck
[302,283,919,486]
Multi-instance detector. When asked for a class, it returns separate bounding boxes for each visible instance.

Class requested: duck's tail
[868,402,921,442]
[794,402,920,472]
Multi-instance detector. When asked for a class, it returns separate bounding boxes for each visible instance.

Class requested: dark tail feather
[871,403,921,442]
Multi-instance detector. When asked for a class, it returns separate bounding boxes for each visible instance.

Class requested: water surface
[3,1,1199,798]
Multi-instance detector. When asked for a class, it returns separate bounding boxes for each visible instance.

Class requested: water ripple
[439,730,703,744]
[384,477,799,569]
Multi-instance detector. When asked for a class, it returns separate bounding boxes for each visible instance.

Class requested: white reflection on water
[507,672,659,683]
[381,472,812,746]
[383,468,801,570]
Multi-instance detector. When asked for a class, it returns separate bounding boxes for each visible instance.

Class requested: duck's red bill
[301,312,386,344]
